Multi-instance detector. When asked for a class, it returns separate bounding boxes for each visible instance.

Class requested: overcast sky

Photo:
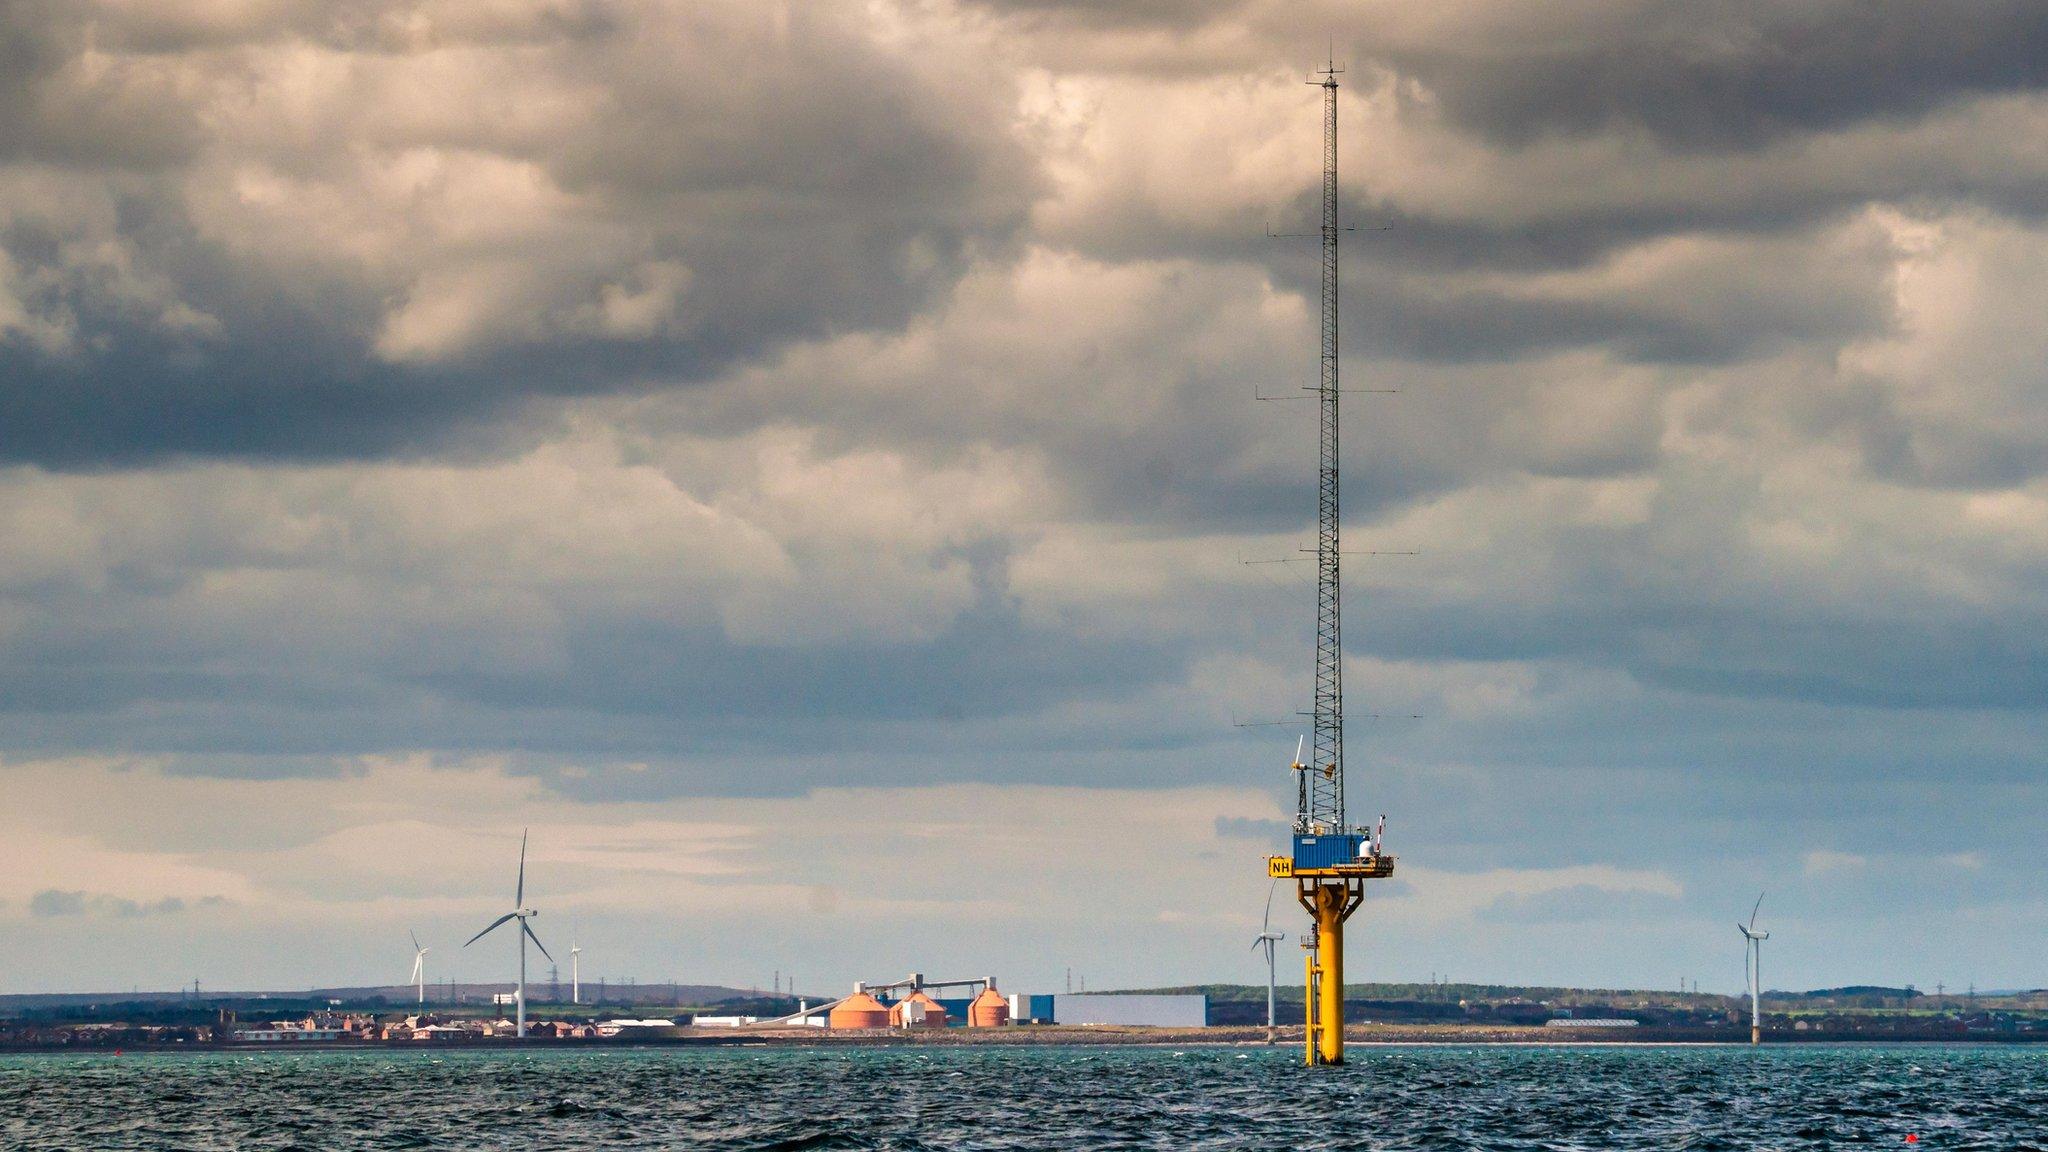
[3,0,2045,999]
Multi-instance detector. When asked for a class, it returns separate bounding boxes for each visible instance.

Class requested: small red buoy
[1906,1135,1918,1144]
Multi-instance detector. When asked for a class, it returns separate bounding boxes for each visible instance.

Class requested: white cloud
[0,753,1293,989]
[1385,863,1685,927]
[1803,849,1870,876]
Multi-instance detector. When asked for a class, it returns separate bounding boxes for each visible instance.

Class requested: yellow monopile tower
[1270,816,1392,1065]
[1262,58,1397,1067]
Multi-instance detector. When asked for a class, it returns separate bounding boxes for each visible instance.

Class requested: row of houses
[222,1012,725,1042]
[0,1022,209,1047]
[228,1013,618,1041]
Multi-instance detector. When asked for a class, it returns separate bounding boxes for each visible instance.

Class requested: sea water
[2,1043,2043,1149]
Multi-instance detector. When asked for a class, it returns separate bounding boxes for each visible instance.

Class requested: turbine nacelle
[407,929,431,991]
[1738,891,1770,941]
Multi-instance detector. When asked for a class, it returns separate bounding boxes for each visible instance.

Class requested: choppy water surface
[2,1044,2043,1150]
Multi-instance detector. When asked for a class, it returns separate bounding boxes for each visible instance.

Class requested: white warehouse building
[1053,994,1207,1027]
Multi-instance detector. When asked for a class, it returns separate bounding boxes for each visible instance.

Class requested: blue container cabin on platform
[1291,833,1367,870]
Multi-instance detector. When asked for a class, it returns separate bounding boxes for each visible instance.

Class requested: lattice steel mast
[1267,56,1394,1071]
[1299,60,1345,836]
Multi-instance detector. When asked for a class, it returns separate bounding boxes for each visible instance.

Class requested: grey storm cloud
[974,0,2048,148]
[978,0,2048,370]
[0,0,2040,844]
[0,1,2045,997]
[1364,1,2048,150]
[0,1,1036,466]
[0,0,2039,472]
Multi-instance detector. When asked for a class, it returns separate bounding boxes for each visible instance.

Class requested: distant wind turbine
[408,930,431,1007]
[1252,879,1286,1045]
[1737,892,1770,1045]
[464,829,552,1039]
[570,939,582,1005]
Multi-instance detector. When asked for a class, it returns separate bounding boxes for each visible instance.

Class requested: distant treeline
[1128,982,2046,1010]
[0,988,814,1025]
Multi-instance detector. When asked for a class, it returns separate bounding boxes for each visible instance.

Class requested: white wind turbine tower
[1252,878,1286,1045]
[464,829,552,1039]
[1737,892,1770,1045]
[408,930,431,1007]
[570,939,582,1005]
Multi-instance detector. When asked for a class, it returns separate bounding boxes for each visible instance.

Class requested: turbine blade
[523,919,554,962]
[465,912,518,947]
[517,828,529,908]
[1749,891,1765,929]
[1262,877,1278,934]
[410,929,422,951]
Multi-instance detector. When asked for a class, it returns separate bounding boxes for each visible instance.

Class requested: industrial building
[1045,994,1206,1028]
[820,975,1009,1029]
[804,976,1204,1030]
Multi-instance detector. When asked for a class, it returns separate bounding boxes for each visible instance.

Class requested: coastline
[7,1022,2046,1054]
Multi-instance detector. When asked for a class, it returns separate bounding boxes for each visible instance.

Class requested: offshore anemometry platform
[1263,58,1398,1068]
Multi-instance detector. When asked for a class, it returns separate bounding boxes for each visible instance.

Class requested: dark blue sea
[2,1044,2043,1149]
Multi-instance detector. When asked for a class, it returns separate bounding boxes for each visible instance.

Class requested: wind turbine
[1737,892,1770,1045]
[408,930,431,1007]
[465,829,552,1038]
[570,939,582,1005]
[1252,878,1286,1045]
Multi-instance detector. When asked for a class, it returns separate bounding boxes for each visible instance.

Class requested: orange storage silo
[967,987,1009,1028]
[828,990,891,1029]
[887,990,949,1028]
